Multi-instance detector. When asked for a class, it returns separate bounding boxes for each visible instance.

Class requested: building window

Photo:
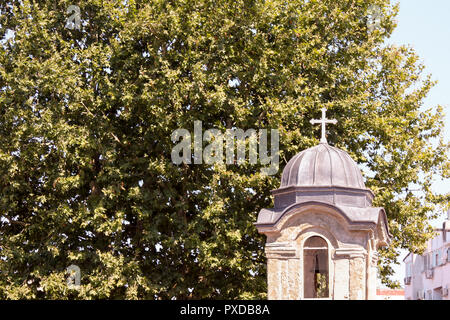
[405,262,412,278]
[423,254,428,272]
[303,236,329,299]
[431,251,436,268]
[433,287,443,300]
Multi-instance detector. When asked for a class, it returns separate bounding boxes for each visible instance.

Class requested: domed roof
[280,143,365,189]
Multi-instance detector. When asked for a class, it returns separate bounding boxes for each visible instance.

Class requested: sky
[383,0,450,286]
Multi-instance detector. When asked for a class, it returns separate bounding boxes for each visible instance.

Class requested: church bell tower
[255,109,391,300]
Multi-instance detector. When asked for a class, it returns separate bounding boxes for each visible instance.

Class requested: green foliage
[0,0,448,298]
[315,273,328,298]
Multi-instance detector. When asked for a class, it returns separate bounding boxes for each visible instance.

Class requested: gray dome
[281,143,365,189]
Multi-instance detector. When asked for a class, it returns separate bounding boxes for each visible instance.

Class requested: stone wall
[263,205,380,300]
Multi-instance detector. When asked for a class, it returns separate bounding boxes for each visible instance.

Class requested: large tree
[0,0,448,299]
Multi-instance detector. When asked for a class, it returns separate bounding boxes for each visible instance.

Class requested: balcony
[404,276,412,285]
[416,290,425,300]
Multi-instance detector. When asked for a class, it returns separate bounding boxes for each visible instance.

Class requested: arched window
[303,236,329,298]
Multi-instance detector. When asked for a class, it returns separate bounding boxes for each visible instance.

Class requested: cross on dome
[310,108,337,144]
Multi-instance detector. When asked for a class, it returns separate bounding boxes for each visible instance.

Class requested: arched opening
[303,236,329,298]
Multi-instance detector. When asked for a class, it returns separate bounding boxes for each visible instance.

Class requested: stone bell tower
[255,109,391,300]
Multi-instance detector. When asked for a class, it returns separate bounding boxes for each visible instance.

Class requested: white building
[403,210,450,300]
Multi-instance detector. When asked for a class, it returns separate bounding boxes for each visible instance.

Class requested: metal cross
[310,108,337,144]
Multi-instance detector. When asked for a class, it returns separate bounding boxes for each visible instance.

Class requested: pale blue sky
[385,0,450,285]
[388,1,450,223]
[388,0,449,201]
[388,0,450,138]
